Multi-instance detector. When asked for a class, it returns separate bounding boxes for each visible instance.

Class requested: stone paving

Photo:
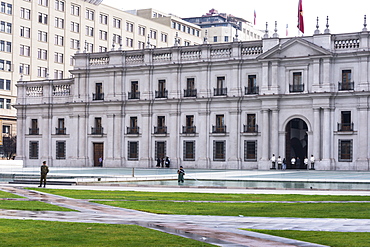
[2,184,370,247]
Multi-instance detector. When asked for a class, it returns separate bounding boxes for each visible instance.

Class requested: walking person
[165,156,171,168]
[177,166,185,183]
[38,161,49,188]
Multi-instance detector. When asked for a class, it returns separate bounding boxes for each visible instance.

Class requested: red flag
[254,10,256,25]
[297,0,304,33]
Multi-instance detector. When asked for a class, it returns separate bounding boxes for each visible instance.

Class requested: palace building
[15,23,370,170]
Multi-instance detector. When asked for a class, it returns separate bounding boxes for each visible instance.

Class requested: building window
[0,60,11,71]
[113,18,121,28]
[99,46,107,52]
[244,140,257,161]
[99,13,108,24]
[338,111,353,131]
[155,141,166,160]
[70,39,80,50]
[155,80,167,98]
[126,22,133,32]
[30,119,39,135]
[138,41,145,49]
[20,7,31,20]
[0,79,10,90]
[290,72,304,92]
[213,36,217,42]
[19,64,30,75]
[5,99,10,109]
[138,26,146,36]
[155,116,166,134]
[128,141,139,160]
[183,141,195,161]
[37,66,48,78]
[56,118,65,134]
[54,17,64,29]
[85,26,94,36]
[339,70,354,90]
[54,70,63,79]
[37,49,47,60]
[92,117,103,134]
[37,31,48,42]
[70,4,80,16]
[38,13,48,24]
[71,22,80,33]
[85,9,94,20]
[54,35,64,46]
[0,2,12,15]
[38,0,48,6]
[55,0,65,11]
[29,141,39,159]
[127,116,139,134]
[184,78,196,97]
[224,36,229,42]
[99,30,108,40]
[112,34,121,44]
[20,26,31,38]
[213,141,225,161]
[0,21,12,33]
[56,141,66,159]
[214,76,227,96]
[150,29,157,39]
[54,52,64,63]
[244,114,258,133]
[93,83,103,100]
[20,45,30,56]
[0,40,11,52]
[128,81,139,99]
[183,115,195,134]
[338,139,352,162]
[213,114,226,133]
[245,75,258,94]
[161,33,168,42]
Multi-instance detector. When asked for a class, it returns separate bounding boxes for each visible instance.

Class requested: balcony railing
[91,127,104,135]
[128,91,140,99]
[212,125,226,133]
[182,126,196,134]
[154,126,167,134]
[338,81,354,91]
[92,93,104,100]
[243,124,258,133]
[214,87,227,96]
[55,127,66,135]
[29,128,39,135]
[245,86,259,95]
[127,126,140,134]
[338,122,354,131]
[184,89,197,97]
[155,90,168,98]
[289,84,304,92]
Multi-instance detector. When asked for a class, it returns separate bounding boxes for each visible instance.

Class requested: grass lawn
[0,219,214,247]
[0,190,23,198]
[246,229,370,247]
[0,200,73,211]
[32,188,370,201]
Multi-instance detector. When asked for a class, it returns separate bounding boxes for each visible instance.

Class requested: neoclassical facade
[15,28,370,170]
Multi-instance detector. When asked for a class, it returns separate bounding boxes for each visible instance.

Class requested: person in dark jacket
[38,161,49,188]
[177,166,185,183]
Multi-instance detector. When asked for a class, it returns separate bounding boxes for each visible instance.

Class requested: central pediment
[258,37,332,60]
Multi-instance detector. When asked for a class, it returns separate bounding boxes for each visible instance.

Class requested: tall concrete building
[0,0,202,152]
[15,22,370,170]
[183,9,263,44]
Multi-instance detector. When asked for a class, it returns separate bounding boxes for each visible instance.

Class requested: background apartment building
[0,0,202,156]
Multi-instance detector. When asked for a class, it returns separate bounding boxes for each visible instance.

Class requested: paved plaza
[1,165,370,246]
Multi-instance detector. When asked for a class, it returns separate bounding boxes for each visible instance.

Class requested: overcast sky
[102,0,369,36]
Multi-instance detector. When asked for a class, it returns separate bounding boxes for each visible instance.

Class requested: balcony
[29,128,39,135]
[127,126,140,134]
[214,87,227,96]
[245,86,259,95]
[184,89,197,97]
[289,84,304,92]
[91,127,104,135]
[55,127,66,135]
[338,81,354,91]
[92,93,104,100]
[338,122,354,132]
[128,91,140,99]
[212,125,226,133]
[182,126,196,134]
[154,126,167,134]
[243,124,258,133]
[155,90,168,98]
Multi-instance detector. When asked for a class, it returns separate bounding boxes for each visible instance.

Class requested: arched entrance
[285,118,308,169]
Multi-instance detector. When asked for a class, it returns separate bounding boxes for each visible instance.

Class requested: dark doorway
[155,141,166,160]
[93,143,104,167]
[285,118,308,169]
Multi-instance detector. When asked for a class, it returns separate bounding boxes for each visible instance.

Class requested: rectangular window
[128,141,139,160]
[138,41,145,49]
[150,29,157,39]
[38,0,48,6]
[338,139,352,162]
[340,70,353,90]
[161,33,167,42]
[213,140,226,161]
[99,30,108,40]
[20,8,31,20]
[246,75,258,94]
[37,66,48,77]
[20,26,31,38]
[85,9,94,20]
[37,31,48,42]
[99,13,108,24]
[126,37,133,47]
[54,17,64,28]
[71,21,80,32]
[57,118,65,134]
[93,117,102,134]
[0,40,11,52]
[129,81,139,99]
[20,45,30,56]
[113,18,121,28]
[38,48,48,60]
[99,46,107,52]
[0,60,11,71]
[29,141,39,159]
[70,38,80,49]
[54,35,64,46]
[5,98,10,109]
[155,141,166,160]
[55,0,65,11]
[113,34,121,44]
[138,26,145,36]
[54,52,64,63]
[224,36,229,42]
[126,22,133,32]
[244,140,257,161]
[339,111,352,131]
[291,72,304,92]
[56,141,66,159]
[155,116,166,134]
[38,13,48,24]
[86,26,94,36]
[54,69,63,79]
[19,64,30,75]
[0,98,3,108]
[213,36,217,42]
[245,114,257,132]
[70,4,80,16]
[183,141,195,161]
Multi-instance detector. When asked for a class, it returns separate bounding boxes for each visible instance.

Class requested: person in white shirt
[310,155,315,170]
[277,156,282,170]
[304,157,308,169]
[291,157,296,168]
[270,154,276,169]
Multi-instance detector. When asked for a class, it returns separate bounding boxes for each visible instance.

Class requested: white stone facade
[15,30,370,170]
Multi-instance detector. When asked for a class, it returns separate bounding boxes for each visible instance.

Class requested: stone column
[228,109,240,169]
[313,108,321,161]
[259,109,270,169]
[271,109,279,157]
[357,105,369,170]
[321,107,332,169]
